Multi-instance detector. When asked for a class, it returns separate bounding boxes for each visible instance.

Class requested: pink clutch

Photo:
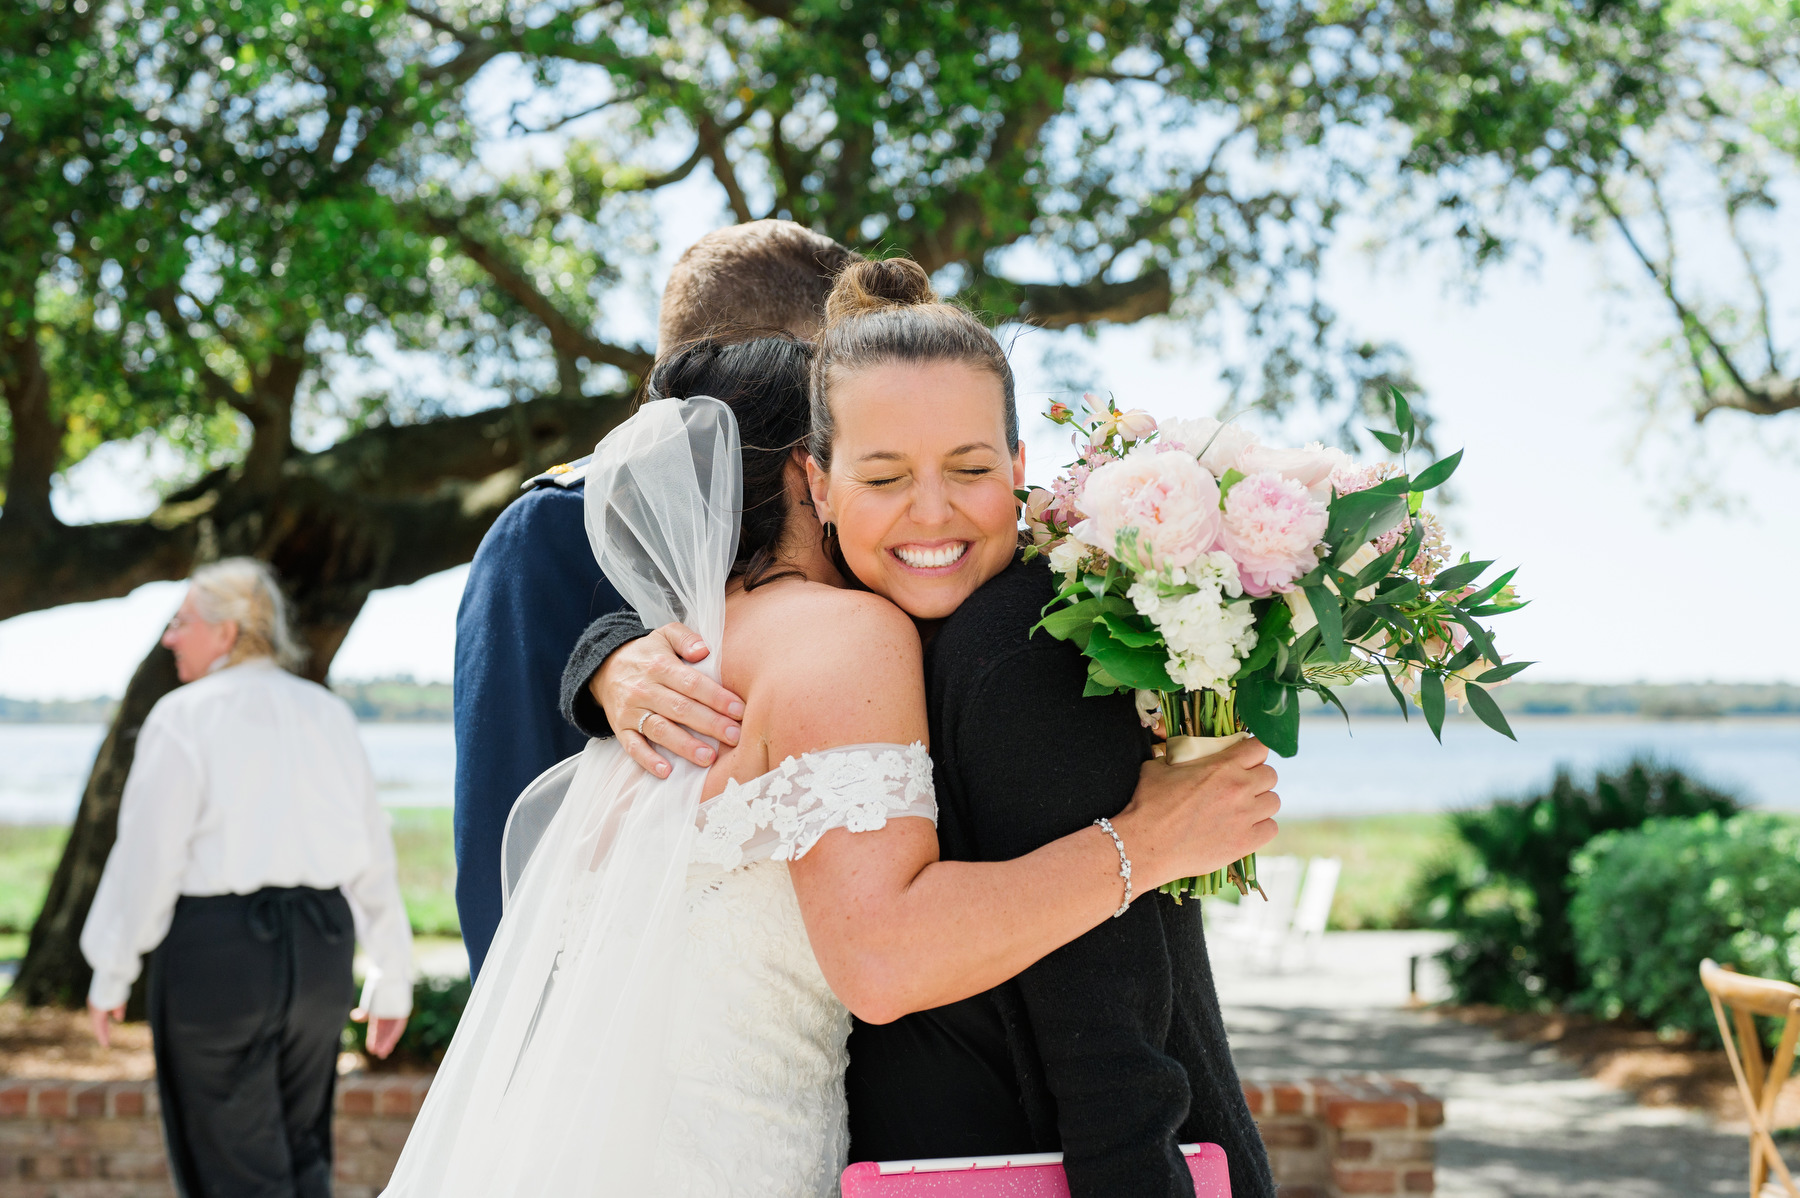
[840,1142,1229,1197]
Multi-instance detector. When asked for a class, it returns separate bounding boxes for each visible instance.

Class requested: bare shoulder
[728,580,926,759]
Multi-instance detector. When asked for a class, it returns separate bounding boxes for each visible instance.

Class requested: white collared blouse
[81,658,414,1018]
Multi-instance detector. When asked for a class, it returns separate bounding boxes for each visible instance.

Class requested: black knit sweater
[559,561,1273,1198]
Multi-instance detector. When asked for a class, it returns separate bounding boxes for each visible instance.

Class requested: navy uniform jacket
[452,465,624,978]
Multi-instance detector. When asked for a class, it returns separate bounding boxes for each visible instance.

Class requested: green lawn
[0,808,461,947]
[1254,812,1471,930]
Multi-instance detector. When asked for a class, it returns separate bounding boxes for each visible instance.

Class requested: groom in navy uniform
[452,220,859,977]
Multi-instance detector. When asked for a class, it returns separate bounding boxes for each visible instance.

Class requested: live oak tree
[3,0,1790,1003]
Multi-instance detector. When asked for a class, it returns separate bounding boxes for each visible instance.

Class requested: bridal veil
[382,396,740,1195]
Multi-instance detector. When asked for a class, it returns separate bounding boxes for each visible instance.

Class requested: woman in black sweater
[565,259,1277,1198]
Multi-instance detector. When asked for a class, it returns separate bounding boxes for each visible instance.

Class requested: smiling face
[160,590,238,683]
[807,359,1026,620]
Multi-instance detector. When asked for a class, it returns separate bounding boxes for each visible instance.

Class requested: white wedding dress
[658,742,934,1194]
[381,397,936,1197]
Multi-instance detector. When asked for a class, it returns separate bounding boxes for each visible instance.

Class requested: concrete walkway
[1211,930,1757,1197]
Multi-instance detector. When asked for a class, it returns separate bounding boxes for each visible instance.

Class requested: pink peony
[1238,442,1354,503]
[1159,416,1257,477]
[1219,472,1328,596]
[1074,447,1222,571]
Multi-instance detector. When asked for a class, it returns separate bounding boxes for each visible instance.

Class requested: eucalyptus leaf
[1305,585,1347,662]
[1411,448,1462,491]
[1421,670,1446,742]
[1315,683,1352,729]
[1431,558,1494,592]
[1464,682,1517,741]
[1376,659,1411,720]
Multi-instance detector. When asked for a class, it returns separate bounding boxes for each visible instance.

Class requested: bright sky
[2,98,1797,700]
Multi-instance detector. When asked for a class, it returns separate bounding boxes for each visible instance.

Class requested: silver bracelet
[1093,818,1133,918]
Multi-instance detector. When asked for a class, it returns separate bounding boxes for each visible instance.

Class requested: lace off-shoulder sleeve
[692,743,936,871]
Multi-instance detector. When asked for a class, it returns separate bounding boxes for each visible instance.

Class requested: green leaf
[1410,448,1462,491]
[1217,467,1246,502]
[1460,566,1518,610]
[1305,585,1347,662]
[1085,624,1176,691]
[1314,683,1352,730]
[1390,386,1415,441]
[1365,475,1413,496]
[1085,658,1125,695]
[1367,427,1405,453]
[1464,683,1517,741]
[1450,609,1499,663]
[1099,611,1163,648]
[1445,641,1483,672]
[1374,579,1420,605]
[1375,659,1410,720]
[1466,601,1530,617]
[1327,491,1409,565]
[1476,660,1534,683]
[1237,676,1300,758]
[1234,601,1292,679]
[1421,671,1446,742]
[1431,558,1494,592]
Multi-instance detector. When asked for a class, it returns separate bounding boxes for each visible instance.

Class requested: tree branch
[1015,269,1174,329]
[413,210,654,376]
[697,113,755,223]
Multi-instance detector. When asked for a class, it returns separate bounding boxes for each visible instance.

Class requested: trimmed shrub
[343,974,472,1070]
[1570,812,1800,1042]
[1408,757,1739,1006]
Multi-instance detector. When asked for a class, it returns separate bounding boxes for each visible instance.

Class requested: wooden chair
[1700,959,1800,1197]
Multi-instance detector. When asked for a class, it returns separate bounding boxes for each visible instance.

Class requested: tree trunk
[12,646,180,1007]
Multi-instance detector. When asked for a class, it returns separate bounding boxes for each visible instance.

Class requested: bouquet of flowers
[1023,390,1528,901]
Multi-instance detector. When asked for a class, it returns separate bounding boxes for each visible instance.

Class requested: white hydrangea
[1127,551,1259,693]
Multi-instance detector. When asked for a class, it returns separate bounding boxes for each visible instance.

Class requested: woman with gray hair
[81,557,413,1198]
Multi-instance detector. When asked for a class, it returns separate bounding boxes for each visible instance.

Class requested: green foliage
[1570,812,1800,1044]
[1409,758,1741,1006]
[343,973,471,1069]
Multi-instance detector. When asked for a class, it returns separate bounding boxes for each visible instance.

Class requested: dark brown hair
[644,335,814,590]
[658,220,860,351]
[807,256,1017,468]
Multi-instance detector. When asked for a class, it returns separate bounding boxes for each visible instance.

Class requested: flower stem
[1157,684,1260,904]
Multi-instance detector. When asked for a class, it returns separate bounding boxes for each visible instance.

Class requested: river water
[0,717,1796,824]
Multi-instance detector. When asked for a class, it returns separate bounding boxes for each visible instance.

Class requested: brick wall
[0,1073,1439,1197]
[0,1076,429,1198]
[1245,1076,1445,1197]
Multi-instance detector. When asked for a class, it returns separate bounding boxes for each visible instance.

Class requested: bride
[382,333,1273,1196]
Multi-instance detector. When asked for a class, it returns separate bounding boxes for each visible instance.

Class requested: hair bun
[824,257,938,323]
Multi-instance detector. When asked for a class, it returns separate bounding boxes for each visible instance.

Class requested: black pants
[148,887,357,1198]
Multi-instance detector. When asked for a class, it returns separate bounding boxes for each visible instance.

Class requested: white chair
[1280,857,1341,971]
[1206,855,1304,964]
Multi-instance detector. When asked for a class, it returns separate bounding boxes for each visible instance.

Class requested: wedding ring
[637,711,653,736]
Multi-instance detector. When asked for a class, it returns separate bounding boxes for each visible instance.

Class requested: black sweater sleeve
[557,608,650,737]
[946,640,1194,1198]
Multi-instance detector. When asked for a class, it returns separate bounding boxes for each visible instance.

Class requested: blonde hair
[807,256,1017,469]
[188,558,306,671]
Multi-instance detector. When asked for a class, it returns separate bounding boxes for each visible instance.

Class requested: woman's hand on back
[591,622,745,777]
[1113,739,1281,890]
